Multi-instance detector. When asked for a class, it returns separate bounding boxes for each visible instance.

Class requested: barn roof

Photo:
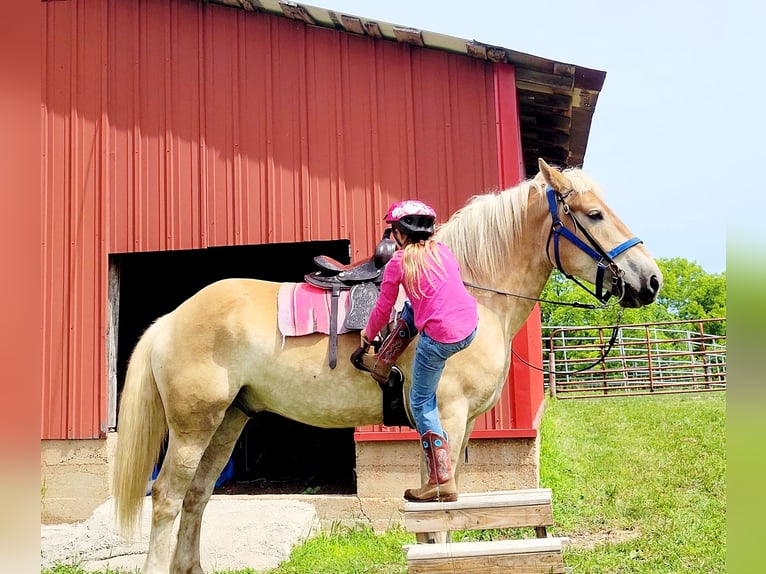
[209,0,606,175]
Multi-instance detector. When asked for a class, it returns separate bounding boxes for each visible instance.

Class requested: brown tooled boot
[361,318,416,383]
[404,431,458,502]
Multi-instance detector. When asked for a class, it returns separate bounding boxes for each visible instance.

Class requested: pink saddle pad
[277,282,352,337]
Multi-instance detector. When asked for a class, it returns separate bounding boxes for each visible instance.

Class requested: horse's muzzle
[618,274,662,308]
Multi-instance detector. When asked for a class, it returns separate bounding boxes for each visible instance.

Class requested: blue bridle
[545,186,643,303]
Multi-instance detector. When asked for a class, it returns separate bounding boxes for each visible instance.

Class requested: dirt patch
[566,528,641,550]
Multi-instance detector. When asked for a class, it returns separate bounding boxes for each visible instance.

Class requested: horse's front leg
[171,407,249,574]
[452,416,477,488]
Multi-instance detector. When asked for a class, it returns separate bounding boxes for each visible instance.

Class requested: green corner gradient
[727,236,765,573]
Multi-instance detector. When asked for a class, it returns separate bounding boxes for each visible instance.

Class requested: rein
[462,280,601,309]
[463,280,623,375]
[514,309,624,376]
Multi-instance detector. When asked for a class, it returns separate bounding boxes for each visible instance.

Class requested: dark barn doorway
[111,240,357,494]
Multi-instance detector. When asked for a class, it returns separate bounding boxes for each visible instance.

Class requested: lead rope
[463,281,626,376]
[446,499,457,573]
[462,280,603,310]
[511,307,624,375]
[429,444,457,572]
[435,493,457,573]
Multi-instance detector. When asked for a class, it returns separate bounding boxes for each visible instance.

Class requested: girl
[361,199,478,502]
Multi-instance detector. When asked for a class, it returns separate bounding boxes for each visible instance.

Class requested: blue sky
[308,0,753,274]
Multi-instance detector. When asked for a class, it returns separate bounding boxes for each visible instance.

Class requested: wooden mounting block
[402,488,568,573]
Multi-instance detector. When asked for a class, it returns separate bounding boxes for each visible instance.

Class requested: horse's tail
[112,317,168,537]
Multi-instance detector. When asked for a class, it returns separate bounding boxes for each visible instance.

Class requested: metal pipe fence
[544,318,726,399]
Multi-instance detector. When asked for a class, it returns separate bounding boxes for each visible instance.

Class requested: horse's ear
[537,158,572,191]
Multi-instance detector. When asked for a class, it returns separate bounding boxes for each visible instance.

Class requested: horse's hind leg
[171,406,249,574]
[142,408,228,574]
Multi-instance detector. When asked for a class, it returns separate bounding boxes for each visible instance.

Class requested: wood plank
[458,488,552,500]
[404,488,552,513]
[405,538,567,574]
[403,488,554,533]
[405,503,553,533]
[407,553,565,574]
[405,537,565,559]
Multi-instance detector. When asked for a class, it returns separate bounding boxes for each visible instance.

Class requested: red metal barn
[39,0,604,523]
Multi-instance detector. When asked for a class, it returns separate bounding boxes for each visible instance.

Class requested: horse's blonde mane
[435,167,601,285]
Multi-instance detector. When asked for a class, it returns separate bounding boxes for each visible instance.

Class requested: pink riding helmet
[384,199,437,237]
[384,200,437,223]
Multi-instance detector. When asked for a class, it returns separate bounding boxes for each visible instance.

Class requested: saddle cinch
[305,231,414,429]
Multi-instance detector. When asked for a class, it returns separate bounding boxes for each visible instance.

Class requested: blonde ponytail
[400,239,446,299]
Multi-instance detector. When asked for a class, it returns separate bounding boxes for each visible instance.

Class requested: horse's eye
[587,210,603,221]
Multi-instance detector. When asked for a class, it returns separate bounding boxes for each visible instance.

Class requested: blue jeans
[407,320,477,438]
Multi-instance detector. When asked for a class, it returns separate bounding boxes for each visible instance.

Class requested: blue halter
[545,186,642,303]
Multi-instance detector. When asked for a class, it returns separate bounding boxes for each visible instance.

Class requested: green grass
[539,393,725,573]
[43,393,724,574]
[261,524,412,574]
[43,568,134,574]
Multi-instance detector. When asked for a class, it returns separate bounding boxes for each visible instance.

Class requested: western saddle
[304,231,396,368]
[304,232,414,428]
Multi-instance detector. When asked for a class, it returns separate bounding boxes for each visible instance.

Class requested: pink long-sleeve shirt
[364,241,478,343]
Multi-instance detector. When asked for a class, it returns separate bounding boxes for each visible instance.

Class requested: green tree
[656,257,726,318]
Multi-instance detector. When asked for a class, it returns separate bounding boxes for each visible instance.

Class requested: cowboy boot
[404,431,458,502]
[361,318,416,383]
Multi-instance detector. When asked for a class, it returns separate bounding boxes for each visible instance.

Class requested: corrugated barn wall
[42,0,538,440]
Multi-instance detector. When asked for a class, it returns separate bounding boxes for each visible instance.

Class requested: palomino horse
[112,159,662,574]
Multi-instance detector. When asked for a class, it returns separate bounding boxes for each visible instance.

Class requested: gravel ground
[41,495,318,572]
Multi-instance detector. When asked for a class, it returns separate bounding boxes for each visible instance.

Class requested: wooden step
[403,488,554,533]
[403,537,570,574]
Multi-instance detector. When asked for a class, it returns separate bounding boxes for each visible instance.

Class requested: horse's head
[536,158,662,308]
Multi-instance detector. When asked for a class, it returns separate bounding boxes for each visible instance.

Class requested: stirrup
[363,355,391,384]
[350,344,372,372]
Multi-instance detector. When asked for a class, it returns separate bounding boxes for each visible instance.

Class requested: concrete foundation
[261,494,407,533]
[40,434,117,524]
[40,433,540,526]
[355,436,540,497]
